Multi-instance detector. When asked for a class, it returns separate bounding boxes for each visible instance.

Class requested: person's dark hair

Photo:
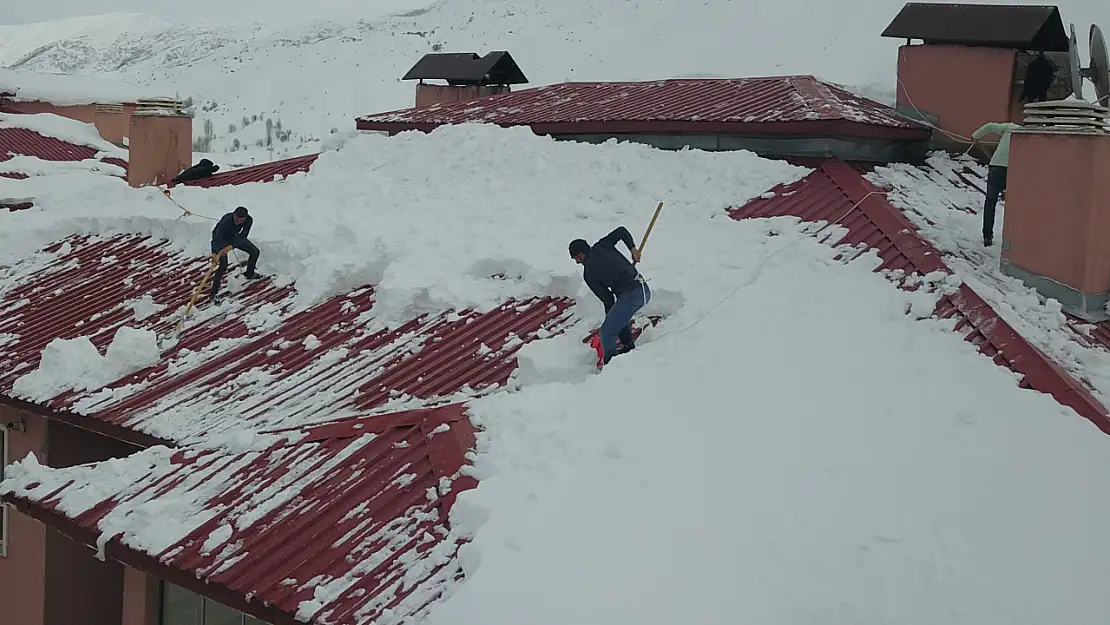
[568,239,590,257]
[234,206,249,218]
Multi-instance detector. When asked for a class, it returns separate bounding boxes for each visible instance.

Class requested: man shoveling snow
[210,206,262,304]
[570,225,651,368]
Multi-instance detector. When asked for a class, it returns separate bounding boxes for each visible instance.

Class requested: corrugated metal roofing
[880,2,1069,51]
[2,403,478,625]
[0,234,575,444]
[356,76,930,140]
[0,127,128,175]
[730,160,1110,432]
[179,153,319,189]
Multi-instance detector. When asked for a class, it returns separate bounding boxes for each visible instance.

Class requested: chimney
[401,51,528,108]
[94,103,128,146]
[1000,101,1110,321]
[127,98,192,188]
[880,3,1073,152]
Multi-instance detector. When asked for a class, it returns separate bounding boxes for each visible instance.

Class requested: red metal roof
[2,403,478,625]
[179,153,319,189]
[356,76,929,140]
[731,160,1110,432]
[0,234,575,445]
[0,127,128,175]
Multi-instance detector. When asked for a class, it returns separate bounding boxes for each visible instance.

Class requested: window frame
[159,579,269,625]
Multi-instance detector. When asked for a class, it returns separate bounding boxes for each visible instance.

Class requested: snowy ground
[4,119,1110,623]
[8,0,1105,157]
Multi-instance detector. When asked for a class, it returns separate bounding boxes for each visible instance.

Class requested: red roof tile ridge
[731,161,1109,433]
[820,161,1110,430]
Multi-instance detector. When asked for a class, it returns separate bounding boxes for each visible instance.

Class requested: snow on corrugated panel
[730,160,1110,432]
[0,126,97,161]
[0,234,575,444]
[0,128,128,174]
[356,76,923,130]
[181,153,319,188]
[0,404,478,625]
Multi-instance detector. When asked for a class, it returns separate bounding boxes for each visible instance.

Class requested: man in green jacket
[971,121,1022,247]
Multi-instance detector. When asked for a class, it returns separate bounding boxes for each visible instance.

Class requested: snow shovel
[177,246,232,333]
[634,202,663,265]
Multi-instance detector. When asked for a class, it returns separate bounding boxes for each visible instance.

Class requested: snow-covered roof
[0,403,478,625]
[0,234,575,445]
[9,125,1110,624]
[178,153,319,189]
[0,68,156,106]
[732,158,1110,431]
[356,76,930,139]
[0,113,128,208]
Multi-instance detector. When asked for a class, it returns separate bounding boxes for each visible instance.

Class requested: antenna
[1068,24,1084,99]
[1089,24,1110,106]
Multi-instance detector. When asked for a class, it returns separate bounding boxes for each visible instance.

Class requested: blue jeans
[600,279,651,363]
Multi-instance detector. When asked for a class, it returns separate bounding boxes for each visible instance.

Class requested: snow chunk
[11,326,161,402]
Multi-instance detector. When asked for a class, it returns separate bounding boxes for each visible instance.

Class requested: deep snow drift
[0,122,807,325]
[4,121,1110,624]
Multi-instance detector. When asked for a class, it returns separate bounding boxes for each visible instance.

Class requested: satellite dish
[1089,24,1110,106]
[1068,23,1084,99]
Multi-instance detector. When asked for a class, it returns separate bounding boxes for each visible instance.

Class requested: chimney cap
[402,51,528,86]
[881,2,1069,51]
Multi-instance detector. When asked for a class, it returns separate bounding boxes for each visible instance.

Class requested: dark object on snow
[1021,52,1056,102]
[172,159,220,184]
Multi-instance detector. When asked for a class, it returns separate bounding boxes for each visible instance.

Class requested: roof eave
[0,396,171,448]
[0,494,300,625]
[355,118,932,141]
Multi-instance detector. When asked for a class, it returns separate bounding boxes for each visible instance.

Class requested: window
[1,424,8,558]
[160,581,269,625]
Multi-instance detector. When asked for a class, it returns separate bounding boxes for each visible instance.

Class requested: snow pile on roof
[11,326,161,402]
[867,153,1110,407]
[0,123,808,325]
[422,216,1110,625]
[7,146,1110,622]
[0,68,154,106]
[0,112,127,155]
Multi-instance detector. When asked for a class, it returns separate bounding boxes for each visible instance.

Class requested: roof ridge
[819,161,1110,430]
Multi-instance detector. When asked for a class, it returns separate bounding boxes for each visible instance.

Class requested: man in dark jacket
[570,225,652,365]
[210,206,261,303]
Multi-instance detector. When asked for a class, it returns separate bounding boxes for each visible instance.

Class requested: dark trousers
[210,237,259,298]
[599,279,651,363]
[983,165,1008,239]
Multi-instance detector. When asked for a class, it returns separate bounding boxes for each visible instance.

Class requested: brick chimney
[127,99,192,188]
[402,51,528,108]
[94,104,128,145]
[1000,101,1110,320]
[881,3,1073,152]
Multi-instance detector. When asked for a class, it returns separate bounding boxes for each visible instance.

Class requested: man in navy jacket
[569,225,652,365]
[210,206,261,303]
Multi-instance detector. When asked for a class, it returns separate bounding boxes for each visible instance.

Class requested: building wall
[0,407,47,625]
[0,100,97,124]
[122,567,161,625]
[414,83,509,108]
[0,100,138,145]
[0,413,143,625]
[895,44,1017,152]
[127,112,192,188]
